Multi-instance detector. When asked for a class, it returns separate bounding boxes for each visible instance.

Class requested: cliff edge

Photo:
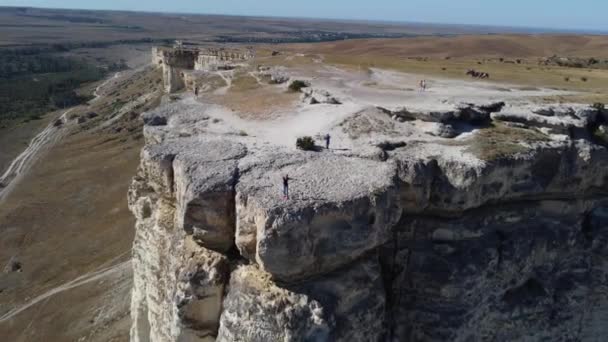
[128,48,608,341]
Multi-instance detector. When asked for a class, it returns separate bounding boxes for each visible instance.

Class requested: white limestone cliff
[128,48,608,341]
[128,95,608,341]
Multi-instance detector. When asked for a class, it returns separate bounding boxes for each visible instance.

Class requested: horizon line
[1,5,607,35]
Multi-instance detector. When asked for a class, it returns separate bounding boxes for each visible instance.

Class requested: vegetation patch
[231,72,260,92]
[467,122,549,161]
[296,136,317,151]
[593,126,608,146]
[377,141,406,151]
[23,114,43,123]
[0,51,108,125]
[288,80,309,93]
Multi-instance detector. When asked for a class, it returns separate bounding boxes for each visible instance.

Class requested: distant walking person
[282,174,291,199]
[194,87,199,96]
[324,134,331,150]
[421,79,427,92]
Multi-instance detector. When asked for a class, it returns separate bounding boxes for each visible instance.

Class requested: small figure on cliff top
[282,174,291,199]
[419,79,427,92]
[324,133,331,150]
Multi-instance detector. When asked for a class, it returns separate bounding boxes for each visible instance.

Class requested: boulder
[301,88,341,105]
[434,123,458,138]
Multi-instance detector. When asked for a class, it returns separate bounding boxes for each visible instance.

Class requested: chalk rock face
[129,97,608,341]
[384,200,608,341]
[128,137,244,341]
[235,152,401,281]
[172,139,245,252]
[492,104,602,136]
[394,142,608,214]
[217,257,385,342]
[216,265,331,342]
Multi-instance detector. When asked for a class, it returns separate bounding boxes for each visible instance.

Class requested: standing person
[324,133,331,150]
[422,79,427,92]
[282,174,291,199]
[194,86,199,96]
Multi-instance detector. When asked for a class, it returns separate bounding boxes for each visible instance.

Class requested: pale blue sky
[1,0,606,32]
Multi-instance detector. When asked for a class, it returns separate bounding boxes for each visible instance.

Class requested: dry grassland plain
[261,35,608,103]
[2,7,608,340]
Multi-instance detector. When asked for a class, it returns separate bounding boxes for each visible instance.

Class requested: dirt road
[0,260,131,323]
[0,72,121,202]
[0,107,75,202]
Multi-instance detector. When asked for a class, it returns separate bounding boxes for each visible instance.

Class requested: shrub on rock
[593,125,608,145]
[288,80,309,93]
[376,141,407,151]
[296,136,316,151]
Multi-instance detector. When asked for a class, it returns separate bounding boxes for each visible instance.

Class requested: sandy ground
[291,64,574,111]
[175,63,576,159]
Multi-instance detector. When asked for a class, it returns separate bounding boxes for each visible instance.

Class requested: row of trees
[0,54,92,78]
[0,54,105,123]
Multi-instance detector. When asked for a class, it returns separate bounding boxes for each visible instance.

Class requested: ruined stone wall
[161,66,185,93]
[194,55,220,72]
[151,47,164,67]
[194,48,252,71]
[150,47,199,93]
[152,47,252,93]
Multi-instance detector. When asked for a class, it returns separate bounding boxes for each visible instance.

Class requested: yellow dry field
[204,70,299,119]
[0,131,138,342]
[0,67,162,342]
[257,35,608,103]
[285,35,608,59]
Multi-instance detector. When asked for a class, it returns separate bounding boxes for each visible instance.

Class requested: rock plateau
[128,47,608,342]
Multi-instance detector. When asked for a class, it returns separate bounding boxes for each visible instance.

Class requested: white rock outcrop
[129,93,608,341]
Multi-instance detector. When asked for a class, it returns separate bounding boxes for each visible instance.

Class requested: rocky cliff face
[128,94,608,341]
